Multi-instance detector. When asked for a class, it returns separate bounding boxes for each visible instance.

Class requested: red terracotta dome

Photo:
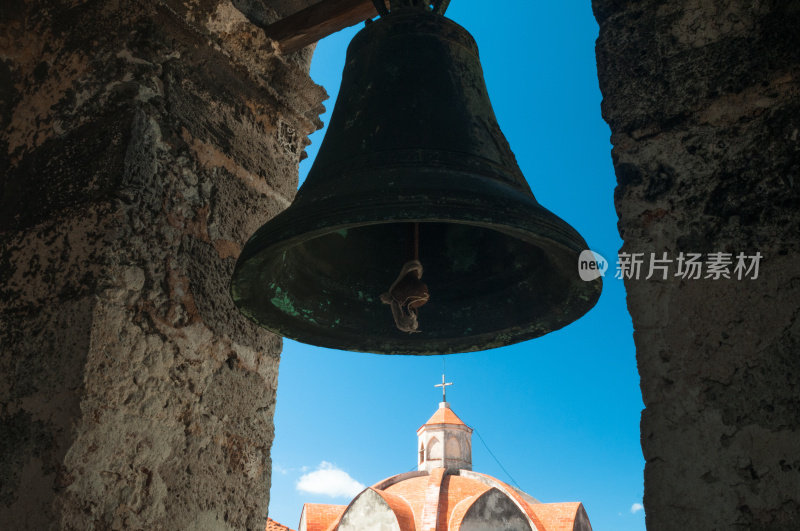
[298,402,593,531]
[299,467,591,531]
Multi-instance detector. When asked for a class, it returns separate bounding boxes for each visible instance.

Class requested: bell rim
[230,198,601,355]
[234,169,589,265]
[235,206,585,265]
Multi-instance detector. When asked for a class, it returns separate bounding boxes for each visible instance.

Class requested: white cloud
[296,461,365,498]
[630,503,644,514]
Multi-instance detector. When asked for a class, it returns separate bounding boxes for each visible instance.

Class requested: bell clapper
[380,223,430,333]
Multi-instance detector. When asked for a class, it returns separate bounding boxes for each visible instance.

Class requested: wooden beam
[261,0,380,54]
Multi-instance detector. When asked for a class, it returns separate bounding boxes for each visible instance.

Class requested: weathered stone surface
[1,0,325,529]
[594,0,800,529]
[459,488,532,531]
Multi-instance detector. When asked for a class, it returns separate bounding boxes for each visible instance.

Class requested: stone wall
[594,0,800,529]
[0,0,324,528]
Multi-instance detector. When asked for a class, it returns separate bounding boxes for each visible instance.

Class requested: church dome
[298,400,593,531]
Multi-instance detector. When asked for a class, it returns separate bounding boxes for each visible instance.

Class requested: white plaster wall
[338,490,400,531]
[459,488,533,531]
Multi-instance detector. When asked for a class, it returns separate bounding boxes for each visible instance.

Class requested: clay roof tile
[419,404,467,430]
[265,517,295,531]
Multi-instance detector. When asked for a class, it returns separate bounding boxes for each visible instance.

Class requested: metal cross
[434,373,453,402]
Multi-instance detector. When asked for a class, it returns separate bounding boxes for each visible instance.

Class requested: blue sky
[268,2,645,530]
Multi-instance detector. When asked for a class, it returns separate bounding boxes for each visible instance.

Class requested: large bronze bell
[230,2,601,354]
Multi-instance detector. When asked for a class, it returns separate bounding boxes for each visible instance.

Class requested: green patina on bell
[230,1,601,354]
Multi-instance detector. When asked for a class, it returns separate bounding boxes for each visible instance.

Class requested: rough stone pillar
[0,1,324,528]
[594,1,799,529]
